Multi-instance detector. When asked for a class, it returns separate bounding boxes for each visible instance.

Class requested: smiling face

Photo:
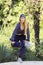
[20,17,25,24]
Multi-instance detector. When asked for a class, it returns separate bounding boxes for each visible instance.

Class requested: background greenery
[0,0,43,63]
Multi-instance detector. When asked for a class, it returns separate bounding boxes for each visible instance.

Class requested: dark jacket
[10,22,30,41]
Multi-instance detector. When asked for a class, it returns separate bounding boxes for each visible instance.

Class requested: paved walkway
[0,61,43,65]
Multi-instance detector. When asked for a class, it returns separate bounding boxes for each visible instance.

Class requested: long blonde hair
[19,18,28,35]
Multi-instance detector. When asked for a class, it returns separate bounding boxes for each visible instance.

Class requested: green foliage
[39,42,43,57]
[0,0,43,62]
[0,0,28,27]
[0,43,19,62]
[0,43,41,63]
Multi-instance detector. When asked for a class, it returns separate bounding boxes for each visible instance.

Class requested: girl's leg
[11,41,22,47]
[18,45,25,62]
[11,35,26,59]
[19,45,26,59]
[18,36,26,59]
[11,35,20,47]
[11,35,26,47]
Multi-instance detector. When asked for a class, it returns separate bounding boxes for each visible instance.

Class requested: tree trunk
[24,0,40,57]
[33,0,40,56]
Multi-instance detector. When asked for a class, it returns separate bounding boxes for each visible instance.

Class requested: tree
[33,0,40,57]
[24,0,42,58]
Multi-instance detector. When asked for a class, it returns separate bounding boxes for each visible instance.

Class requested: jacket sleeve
[26,26,30,41]
[10,23,19,41]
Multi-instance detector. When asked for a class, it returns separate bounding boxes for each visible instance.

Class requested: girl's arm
[26,26,30,41]
[10,23,19,42]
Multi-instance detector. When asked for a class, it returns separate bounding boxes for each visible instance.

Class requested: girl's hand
[11,41,15,47]
[23,40,26,43]
[23,40,29,43]
[10,41,15,44]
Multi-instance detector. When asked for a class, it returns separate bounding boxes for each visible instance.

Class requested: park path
[0,61,43,65]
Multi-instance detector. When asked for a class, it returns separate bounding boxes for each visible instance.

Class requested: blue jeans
[11,35,26,59]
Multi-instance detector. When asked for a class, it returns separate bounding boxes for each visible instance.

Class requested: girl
[10,14,30,62]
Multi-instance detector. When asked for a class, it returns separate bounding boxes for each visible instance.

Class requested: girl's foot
[17,57,23,63]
